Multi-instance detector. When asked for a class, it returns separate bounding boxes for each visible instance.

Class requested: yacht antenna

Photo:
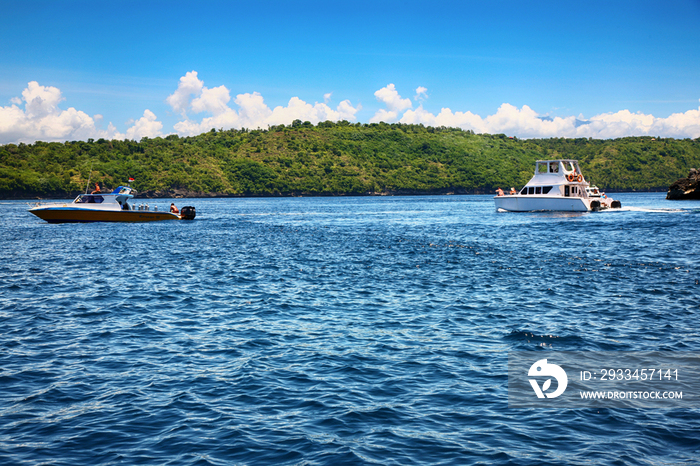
[84,161,94,194]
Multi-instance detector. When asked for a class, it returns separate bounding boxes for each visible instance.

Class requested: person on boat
[509,187,516,195]
[170,203,179,214]
[91,183,101,194]
[496,187,504,196]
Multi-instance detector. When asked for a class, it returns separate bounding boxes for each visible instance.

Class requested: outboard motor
[611,200,622,209]
[180,206,196,220]
[590,200,601,211]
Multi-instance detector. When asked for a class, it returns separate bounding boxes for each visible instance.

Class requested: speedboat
[494,159,621,212]
[29,185,196,223]
[586,185,602,197]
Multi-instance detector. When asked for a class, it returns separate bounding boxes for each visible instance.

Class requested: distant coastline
[4,187,668,201]
[2,122,698,201]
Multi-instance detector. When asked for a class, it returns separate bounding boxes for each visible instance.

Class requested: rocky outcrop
[666,169,700,200]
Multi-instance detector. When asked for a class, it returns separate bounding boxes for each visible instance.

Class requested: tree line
[1,120,699,198]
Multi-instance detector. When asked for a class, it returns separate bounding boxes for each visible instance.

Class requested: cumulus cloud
[22,81,63,118]
[125,110,164,140]
[191,85,231,116]
[415,86,428,101]
[2,76,699,144]
[165,71,204,116]
[267,97,361,127]
[398,99,700,139]
[237,92,274,127]
[372,84,700,139]
[169,72,362,136]
[0,81,131,144]
[370,83,412,123]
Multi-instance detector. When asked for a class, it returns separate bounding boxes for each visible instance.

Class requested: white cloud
[165,70,204,116]
[173,109,239,137]
[337,99,363,120]
[237,92,274,127]
[371,84,699,139]
[125,109,163,141]
[370,83,413,123]
[267,97,358,127]
[398,101,700,139]
[169,72,361,135]
[22,81,64,118]
[649,107,700,138]
[191,85,231,116]
[1,75,699,144]
[0,81,127,144]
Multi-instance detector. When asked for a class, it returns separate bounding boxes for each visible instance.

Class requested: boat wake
[617,206,691,213]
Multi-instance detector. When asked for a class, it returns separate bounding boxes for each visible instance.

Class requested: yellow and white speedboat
[29,186,196,223]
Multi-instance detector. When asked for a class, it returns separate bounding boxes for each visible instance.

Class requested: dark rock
[666,169,700,200]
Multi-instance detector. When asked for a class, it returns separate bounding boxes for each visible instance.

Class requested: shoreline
[3,187,668,201]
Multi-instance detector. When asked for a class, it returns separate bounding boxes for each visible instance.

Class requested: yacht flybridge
[493,159,621,212]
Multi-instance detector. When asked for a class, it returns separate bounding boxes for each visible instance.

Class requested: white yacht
[493,159,621,212]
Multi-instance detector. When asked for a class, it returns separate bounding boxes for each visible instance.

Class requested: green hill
[1,120,699,198]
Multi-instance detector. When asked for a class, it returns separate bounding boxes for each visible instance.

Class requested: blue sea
[2,193,699,465]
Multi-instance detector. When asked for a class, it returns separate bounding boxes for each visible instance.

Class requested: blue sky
[1,0,699,143]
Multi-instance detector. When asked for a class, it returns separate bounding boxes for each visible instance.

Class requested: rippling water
[2,193,700,465]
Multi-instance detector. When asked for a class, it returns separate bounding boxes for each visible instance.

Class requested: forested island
[1,120,699,199]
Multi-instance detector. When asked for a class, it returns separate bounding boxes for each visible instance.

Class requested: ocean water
[1,193,699,465]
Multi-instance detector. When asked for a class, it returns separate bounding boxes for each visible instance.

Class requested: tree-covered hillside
[1,120,699,198]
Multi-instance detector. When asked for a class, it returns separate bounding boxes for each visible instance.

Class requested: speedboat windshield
[74,194,105,204]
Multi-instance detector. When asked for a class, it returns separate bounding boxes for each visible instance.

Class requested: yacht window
[564,186,570,197]
[535,187,542,194]
[528,187,535,195]
[542,186,553,194]
[520,188,528,195]
[549,162,559,173]
[538,163,548,174]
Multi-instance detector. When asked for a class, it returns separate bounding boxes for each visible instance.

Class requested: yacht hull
[494,195,590,212]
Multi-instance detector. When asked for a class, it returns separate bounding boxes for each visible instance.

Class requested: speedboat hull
[28,185,196,223]
[29,207,180,223]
